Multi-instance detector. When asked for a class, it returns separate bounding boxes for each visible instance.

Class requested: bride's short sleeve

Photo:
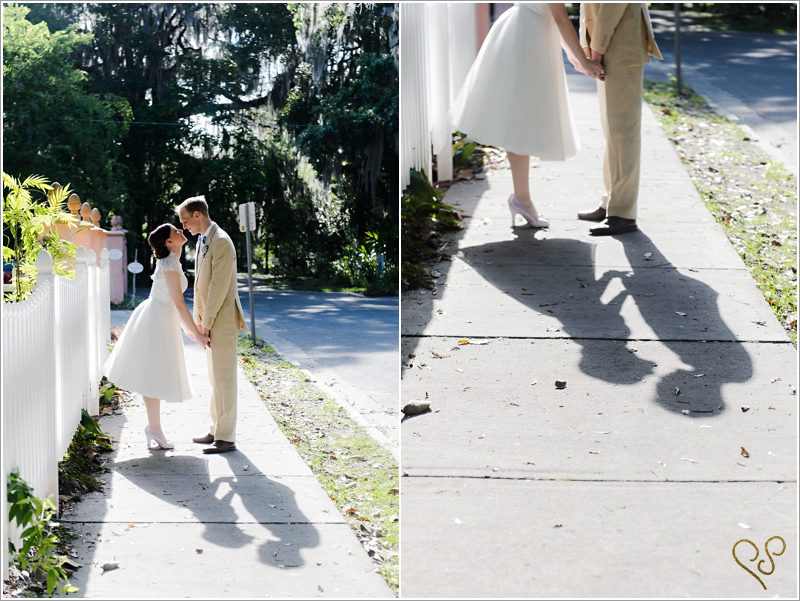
[152,254,183,280]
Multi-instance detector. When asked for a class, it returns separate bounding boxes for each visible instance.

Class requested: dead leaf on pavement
[555,380,567,389]
[402,400,431,415]
[741,447,750,458]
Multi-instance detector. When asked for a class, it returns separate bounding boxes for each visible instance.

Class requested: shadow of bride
[113,451,319,567]
[460,228,753,416]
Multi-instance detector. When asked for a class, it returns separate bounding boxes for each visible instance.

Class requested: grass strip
[643,77,798,345]
[237,336,399,595]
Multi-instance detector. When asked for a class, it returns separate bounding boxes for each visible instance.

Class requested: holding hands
[568,48,604,80]
[189,327,211,349]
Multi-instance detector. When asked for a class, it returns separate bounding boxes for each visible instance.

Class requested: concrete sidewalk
[400,72,797,597]
[61,312,392,598]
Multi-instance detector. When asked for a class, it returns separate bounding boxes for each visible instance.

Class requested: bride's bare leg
[507,151,542,218]
[143,395,167,439]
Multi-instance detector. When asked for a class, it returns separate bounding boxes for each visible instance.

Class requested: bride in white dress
[447,3,604,228]
[103,224,210,449]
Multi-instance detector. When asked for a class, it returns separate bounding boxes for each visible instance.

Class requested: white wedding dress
[103,253,194,402]
[447,3,580,160]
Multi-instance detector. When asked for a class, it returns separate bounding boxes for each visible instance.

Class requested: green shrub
[6,470,78,595]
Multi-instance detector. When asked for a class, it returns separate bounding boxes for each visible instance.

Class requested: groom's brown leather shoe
[589,216,638,236]
[203,440,236,454]
[578,206,606,221]
[193,433,215,444]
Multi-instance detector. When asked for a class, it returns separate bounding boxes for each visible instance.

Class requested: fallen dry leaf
[196,548,203,554]
[402,400,431,415]
[741,406,750,412]
[389,488,399,495]
[101,562,119,572]
[554,380,567,389]
[458,339,470,345]
[741,447,750,458]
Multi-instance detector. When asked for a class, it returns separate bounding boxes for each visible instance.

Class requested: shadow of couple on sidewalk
[111,449,319,568]
[457,228,753,416]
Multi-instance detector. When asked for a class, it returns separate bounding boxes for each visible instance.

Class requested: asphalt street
[186,281,399,450]
[646,10,798,173]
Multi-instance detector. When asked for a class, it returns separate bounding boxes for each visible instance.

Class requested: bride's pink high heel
[145,425,174,450]
[508,195,549,228]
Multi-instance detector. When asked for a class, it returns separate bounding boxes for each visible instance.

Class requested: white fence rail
[2,247,111,578]
[400,3,477,190]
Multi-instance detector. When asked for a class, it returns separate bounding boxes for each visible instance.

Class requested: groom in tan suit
[177,196,248,453]
[578,3,662,235]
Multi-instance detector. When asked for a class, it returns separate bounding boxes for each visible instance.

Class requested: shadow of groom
[113,450,319,567]
[460,228,753,416]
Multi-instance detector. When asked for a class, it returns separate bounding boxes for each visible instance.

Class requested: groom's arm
[588,3,628,55]
[201,239,236,331]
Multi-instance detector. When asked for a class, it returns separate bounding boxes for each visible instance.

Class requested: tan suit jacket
[193,223,248,339]
[580,3,662,72]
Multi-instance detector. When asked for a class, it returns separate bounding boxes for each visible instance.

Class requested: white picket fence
[2,247,110,578]
[400,2,477,190]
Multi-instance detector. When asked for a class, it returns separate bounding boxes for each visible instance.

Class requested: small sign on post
[127,249,143,307]
[238,202,257,343]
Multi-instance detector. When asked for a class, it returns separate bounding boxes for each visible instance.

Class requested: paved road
[646,10,797,173]
[187,282,400,451]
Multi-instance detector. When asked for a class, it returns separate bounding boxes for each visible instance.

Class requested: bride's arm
[548,3,604,78]
[164,270,210,348]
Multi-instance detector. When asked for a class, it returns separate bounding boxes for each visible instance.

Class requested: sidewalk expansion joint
[59,520,348,525]
[403,475,797,484]
[401,334,793,345]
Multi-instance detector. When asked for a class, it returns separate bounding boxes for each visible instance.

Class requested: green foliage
[98,378,117,408]
[2,4,132,212]
[7,3,398,288]
[6,470,78,595]
[58,410,114,498]
[452,135,480,172]
[2,173,79,302]
[401,168,461,289]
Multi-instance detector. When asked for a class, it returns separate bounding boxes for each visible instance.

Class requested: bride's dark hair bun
[148,224,172,259]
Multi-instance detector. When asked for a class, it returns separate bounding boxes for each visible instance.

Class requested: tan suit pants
[206,334,238,442]
[597,64,645,220]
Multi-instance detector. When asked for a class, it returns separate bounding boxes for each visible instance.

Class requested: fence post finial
[91,208,102,228]
[80,203,92,223]
[68,194,81,217]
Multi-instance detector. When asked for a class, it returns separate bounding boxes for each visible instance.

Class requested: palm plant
[2,173,79,302]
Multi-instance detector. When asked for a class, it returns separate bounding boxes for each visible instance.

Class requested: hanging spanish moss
[5,2,398,293]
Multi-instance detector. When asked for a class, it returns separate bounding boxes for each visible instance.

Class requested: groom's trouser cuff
[206,336,238,442]
[598,64,644,220]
